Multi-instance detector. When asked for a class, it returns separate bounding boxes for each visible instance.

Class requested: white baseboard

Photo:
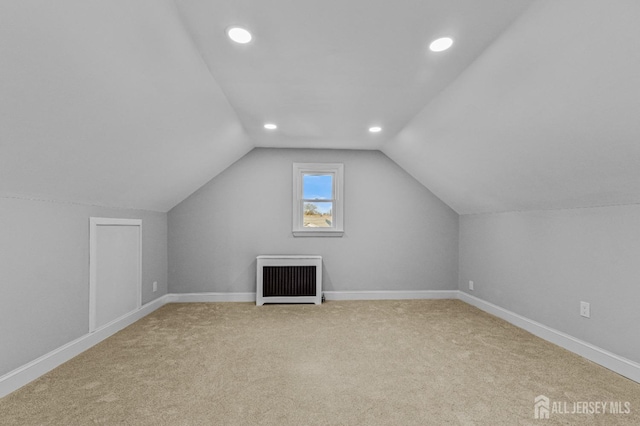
[0,295,169,399]
[166,290,460,303]
[458,291,640,383]
[167,292,256,303]
[324,290,458,301]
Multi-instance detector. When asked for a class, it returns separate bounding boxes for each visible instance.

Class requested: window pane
[303,174,332,200]
[303,202,333,228]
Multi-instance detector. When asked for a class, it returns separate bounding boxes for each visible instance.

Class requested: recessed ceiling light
[429,37,453,52]
[369,126,382,133]
[227,27,252,44]
[264,123,277,130]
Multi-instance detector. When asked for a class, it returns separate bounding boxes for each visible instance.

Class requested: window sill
[292,230,344,237]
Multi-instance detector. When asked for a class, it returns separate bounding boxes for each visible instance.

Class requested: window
[292,163,344,237]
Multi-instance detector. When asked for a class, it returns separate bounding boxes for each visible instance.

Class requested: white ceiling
[175,0,532,150]
[3,0,640,214]
[1,0,252,212]
[383,0,640,214]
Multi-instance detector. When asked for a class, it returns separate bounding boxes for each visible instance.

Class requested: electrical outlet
[580,301,590,318]
[153,281,158,292]
[469,281,474,291]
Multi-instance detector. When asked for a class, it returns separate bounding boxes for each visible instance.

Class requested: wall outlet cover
[580,301,590,318]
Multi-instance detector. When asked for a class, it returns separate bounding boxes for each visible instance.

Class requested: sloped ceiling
[384,0,640,214]
[174,0,532,150]
[1,0,252,212]
[3,0,639,214]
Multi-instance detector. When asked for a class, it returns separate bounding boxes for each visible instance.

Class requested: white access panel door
[90,218,141,332]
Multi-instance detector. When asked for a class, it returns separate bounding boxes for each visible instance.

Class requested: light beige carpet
[1,300,639,425]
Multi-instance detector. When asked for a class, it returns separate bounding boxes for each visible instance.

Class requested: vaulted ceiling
[2,0,639,214]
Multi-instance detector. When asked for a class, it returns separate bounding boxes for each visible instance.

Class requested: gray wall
[459,205,640,363]
[0,197,167,377]
[169,148,458,294]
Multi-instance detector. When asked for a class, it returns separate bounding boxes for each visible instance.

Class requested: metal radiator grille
[262,266,316,297]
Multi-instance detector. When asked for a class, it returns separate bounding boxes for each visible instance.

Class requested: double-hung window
[292,163,344,237]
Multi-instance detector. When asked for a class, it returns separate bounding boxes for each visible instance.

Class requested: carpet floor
[1,300,639,425]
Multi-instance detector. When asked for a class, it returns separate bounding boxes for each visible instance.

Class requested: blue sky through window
[303,174,332,200]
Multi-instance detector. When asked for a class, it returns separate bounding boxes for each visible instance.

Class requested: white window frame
[292,163,344,237]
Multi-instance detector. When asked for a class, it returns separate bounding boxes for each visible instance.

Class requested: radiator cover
[256,255,322,305]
